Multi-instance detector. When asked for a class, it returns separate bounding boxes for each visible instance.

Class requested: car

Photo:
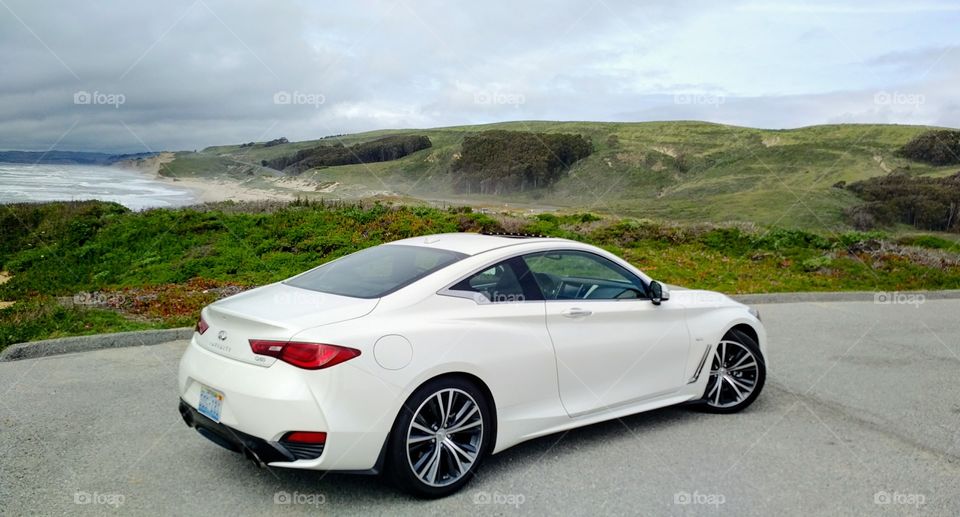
[177,232,767,497]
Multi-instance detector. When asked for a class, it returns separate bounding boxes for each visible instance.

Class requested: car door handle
[561,308,592,318]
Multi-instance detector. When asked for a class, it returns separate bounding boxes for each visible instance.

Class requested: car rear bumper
[177,335,395,471]
[178,398,299,465]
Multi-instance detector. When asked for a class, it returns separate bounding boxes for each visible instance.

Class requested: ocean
[0,163,197,210]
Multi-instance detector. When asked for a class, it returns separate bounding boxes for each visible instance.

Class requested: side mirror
[649,281,670,305]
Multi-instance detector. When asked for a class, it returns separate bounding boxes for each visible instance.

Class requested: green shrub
[451,130,593,194]
[837,231,888,248]
[752,228,832,251]
[0,297,160,347]
[897,235,959,250]
[895,129,960,165]
[846,172,960,232]
[801,256,833,272]
[262,135,432,173]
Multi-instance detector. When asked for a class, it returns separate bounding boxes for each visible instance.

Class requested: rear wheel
[695,329,765,413]
[386,377,492,498]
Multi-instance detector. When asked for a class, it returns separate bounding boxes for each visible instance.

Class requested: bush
[897,235,959,250]
[0,297,160,347]
[801,256,833,272]
[837,231,888,248]
[264,137,289,147]
[262,135,431,173]
[752,228,832,251]
[451,130,593,194]
[846,171,960,232]
[895,130,960,165]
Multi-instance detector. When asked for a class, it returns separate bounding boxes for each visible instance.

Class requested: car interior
[454,251,648,302]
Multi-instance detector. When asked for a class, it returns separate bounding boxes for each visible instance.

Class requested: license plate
[198,385,224,423]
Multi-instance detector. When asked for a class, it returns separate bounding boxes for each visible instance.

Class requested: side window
[522,251,646,300]
[448,259,538,303]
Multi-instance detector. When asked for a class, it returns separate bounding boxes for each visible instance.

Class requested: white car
[178,233,766,497]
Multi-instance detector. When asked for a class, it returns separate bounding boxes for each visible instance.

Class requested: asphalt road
[1,300,959,516]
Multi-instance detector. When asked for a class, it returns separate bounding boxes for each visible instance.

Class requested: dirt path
[0,271,13,309]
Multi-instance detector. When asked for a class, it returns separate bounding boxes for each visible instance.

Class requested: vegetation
[451,130,593,194]
[846,171,960,231]
[3,200,960,350]
[162,121,960,230]
[264,137,289,147]
[261,135,432,173]
[895,129,960,165]
[0,298,165,349]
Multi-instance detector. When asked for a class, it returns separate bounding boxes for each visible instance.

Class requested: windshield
[285,244,467,298]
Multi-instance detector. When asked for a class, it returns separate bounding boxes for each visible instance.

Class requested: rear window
[285,245,466,298]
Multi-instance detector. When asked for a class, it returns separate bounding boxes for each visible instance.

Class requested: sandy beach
[117,151,321,204]
[160,176,297,203]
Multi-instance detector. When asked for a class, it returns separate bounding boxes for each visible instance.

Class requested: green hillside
[161,121,957,230]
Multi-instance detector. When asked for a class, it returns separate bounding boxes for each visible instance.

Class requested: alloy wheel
[405,388,484,487]
[704,340,760,409]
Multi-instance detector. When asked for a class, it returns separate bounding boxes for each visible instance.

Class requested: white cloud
[0,0,957,152]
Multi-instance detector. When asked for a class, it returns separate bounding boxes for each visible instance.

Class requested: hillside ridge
[159,120,959,230]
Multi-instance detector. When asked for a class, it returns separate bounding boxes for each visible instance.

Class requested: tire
[694,328,766,414]
[386,376,493,498]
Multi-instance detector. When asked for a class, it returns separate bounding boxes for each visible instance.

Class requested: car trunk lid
[196,283,378,367]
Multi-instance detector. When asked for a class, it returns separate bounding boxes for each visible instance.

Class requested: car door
[521,250,691,417]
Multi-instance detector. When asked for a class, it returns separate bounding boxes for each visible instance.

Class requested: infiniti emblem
[217,330,228,341]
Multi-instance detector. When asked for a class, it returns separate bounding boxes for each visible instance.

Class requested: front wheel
[386,377,492,498]
[695,329,766,413]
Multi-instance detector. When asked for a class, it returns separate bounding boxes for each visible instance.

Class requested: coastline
[115,151,308,204]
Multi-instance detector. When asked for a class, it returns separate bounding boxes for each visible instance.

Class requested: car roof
[385,232,569,256]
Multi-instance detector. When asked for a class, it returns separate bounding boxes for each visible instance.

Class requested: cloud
[0,0,957,152]
[738,0,960,13]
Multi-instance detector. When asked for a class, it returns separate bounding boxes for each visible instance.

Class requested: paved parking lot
[1,300,958,515]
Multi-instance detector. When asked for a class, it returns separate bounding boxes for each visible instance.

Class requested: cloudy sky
[1,0,959,152]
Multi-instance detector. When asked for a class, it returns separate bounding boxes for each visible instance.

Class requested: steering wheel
[534,273,559,299]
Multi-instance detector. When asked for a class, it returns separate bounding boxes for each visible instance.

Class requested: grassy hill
[161,121,956,230]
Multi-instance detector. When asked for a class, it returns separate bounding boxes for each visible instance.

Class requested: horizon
[1,0,959,153]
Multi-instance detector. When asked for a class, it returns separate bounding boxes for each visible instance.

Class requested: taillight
[248,340,361,370]
[250,340,285,356]
[195,316,209,335]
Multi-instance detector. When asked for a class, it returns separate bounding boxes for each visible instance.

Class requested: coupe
[178,232,766,497]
